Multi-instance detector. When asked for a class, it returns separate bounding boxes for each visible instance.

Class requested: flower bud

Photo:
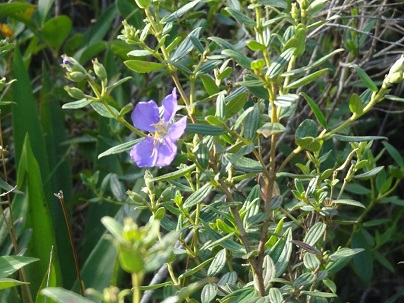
[384,55,404,86]
[0,77,5,92]
[64,86,85,99]
[134,0,151,9]
[66,71,87,82]
[61,54,87,74]
[92,58,107,83]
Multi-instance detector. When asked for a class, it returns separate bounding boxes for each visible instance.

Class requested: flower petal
[168,116,187,141]
[130,137,158,167]
[154,138,178,167]
[131,100,159,132]
[161,87,177,122]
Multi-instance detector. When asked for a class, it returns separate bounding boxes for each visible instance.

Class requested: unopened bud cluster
[383,54,404,87]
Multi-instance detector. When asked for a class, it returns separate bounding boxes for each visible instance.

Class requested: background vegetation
[0,0,403,302]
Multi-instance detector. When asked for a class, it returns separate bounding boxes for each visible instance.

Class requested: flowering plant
[130,88,187,168]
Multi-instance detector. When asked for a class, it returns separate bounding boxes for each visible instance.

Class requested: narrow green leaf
[201,284,218,303]
[225,154,262,173]
[0,256,38,279]
[162,0,201,23]
[333,134,387,142]
[257,123,286,138]
[225,90,248,118]
[332,199,365,208]
[286,68,329,89]
[150,164,196,182]
[186,123,226,135]
[300,92,327,129]
[354,166,384,179]
[0,3,35,17]
[0,278,29,290]
[222,49,253,69]
[207,249,226,277]
[267,48,295,78]
[329,248,364,261]
[124,60,165,73]
[183,183,213,208]
[178,258,213,279]
[385,94,404,102]
[352,65,378,92]
[62,99,92,109]
[269,228,292,277]
[274,93,299,107]
[98,139,142,159]
[225,8,256,27]
[382,141,404,167]
[200,74,220,95]
[303,222,326,246]
[300,290,337,298]
[90,102,119,118]
[127,49,152,57]
[42,287,96,303]
[293,272,316,288]
[171,27,202,61]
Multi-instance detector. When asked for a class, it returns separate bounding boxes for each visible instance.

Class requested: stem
[132,273,142,303]
[54,191,85,296]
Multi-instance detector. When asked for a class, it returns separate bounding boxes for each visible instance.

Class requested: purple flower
[130,88,187,167]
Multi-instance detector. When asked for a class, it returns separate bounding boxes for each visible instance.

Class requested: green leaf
[13,135,62,295]
[183,183,214,208]
[268,288,283,303]
[171,27,202,61]
[274,93,299,107]
[62,99,92,109]
[178,258,213,279]
[333,134,387,142]
[200,74,220,95]
[98,139,142,159]
[0,256,38,279]
[222,49,253,69]
[0,278,29,290]
[225,8,256,27]
[225,154,262,173]
[349,93,363,116]
[207,249,226,277]
[257,123,286,138]
[38,0,55,25]
[354,166,384,179]
[332,199,365,208]
[300,92,327,129]
[127,49,153,57]
[246,40,266,51]
[329,247,364,261]
[293,272,316,288]
[352,65,378,92]
[42,287,96,303]
[286,68,329,89]
[303,253,320,271]
[300,290,337,298]
[186,123,226,135]
[267,48,295,78]
[42,15,72,50]
[243,105,260,140]
[225,88,248,118]
[150,164,196,182]
[269,228,292,277]
[124,59,165,73]
[385,94,404,102]
[303,222,326,246]
[0,3,35,17]
[162,0,201,23]
[201,284,218,303]
[263,255,276,289]
[382,141,404,167]
[352,231,373,286]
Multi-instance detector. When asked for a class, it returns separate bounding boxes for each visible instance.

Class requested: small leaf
[150,164,196,182]
[0,278,29,290]
[332,199,365,208]
[207,249,226,277]
[171,27,202,61]
[162,0,201,24]
[286,68,329,89]
[304,222,326,246]
[300,290,337,298]
[354,166,384,179]
[90,102,119,118]
[268,288,283,303]
[274,93,299,107]
[183,183,213,208]
[225,8,256,27]
[295,119,318,140]
[300,92,327,129]
[257,123,286,138]
[225,154,262,173]
[222,49,253,69]
[62,99,92,109]
[329,247,364,261]
[293,272,316,288]
[349,93,363,116]
[98,139,142,159]
[186,123,225,135]
[352,65,378,92]
[201,283,218,303]
[42,287,96,303]
[382,141,404,167]
[200,74,220,95]
[127,49,153,57]
[333,134,387,142]
[385,94,404,102]
[124,60,165,73]
[267,48,295,78]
